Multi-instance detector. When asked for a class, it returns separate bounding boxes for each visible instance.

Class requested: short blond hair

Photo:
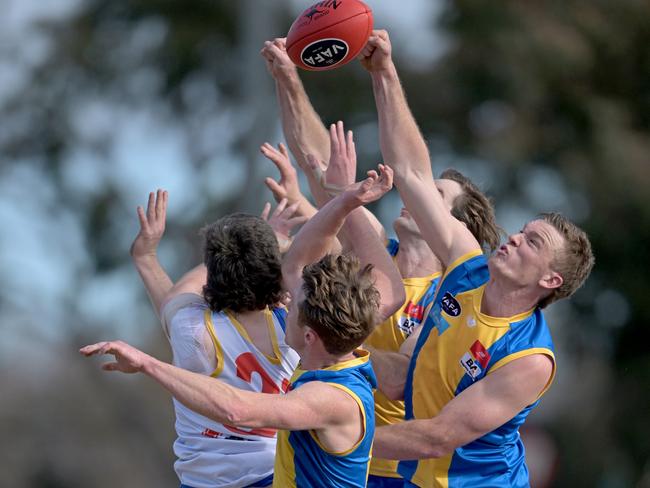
[538,212,595,308]
[298,254,380,355]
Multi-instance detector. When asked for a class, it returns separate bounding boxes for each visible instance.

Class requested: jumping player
[359,30,595,487]
[261,37,502,487]
[130,191,305,488]
[83,151,406,487]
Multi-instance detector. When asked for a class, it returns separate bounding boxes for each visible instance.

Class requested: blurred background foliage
[1,0,648,486]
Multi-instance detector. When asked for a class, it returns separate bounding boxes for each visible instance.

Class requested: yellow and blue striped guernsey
[400,251,556,488]
[273,350,377,488]
[366,238,440,481]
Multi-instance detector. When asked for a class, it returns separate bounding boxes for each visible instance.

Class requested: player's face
[392,178,463,236]
[489,219,564,289]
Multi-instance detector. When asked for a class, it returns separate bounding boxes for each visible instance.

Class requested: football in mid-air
[286,0,373,71]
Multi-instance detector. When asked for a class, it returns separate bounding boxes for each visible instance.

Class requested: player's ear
[539,271,562,290]
[304,326,318,346]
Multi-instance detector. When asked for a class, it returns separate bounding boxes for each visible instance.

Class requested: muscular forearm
[366,346,409,400]
[283,194,357,274]
[374,418,452,460]
[276,78,330,171]
[132,255,174,319]
[142,355,265,428]
[371,65,432,180]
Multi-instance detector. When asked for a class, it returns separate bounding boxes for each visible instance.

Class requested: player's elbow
[419,422,457,458]
[378,287,406,324]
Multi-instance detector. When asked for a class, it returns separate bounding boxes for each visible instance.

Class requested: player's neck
[481,280,539,317]
[395,238,442,278]
[299,349,356,371]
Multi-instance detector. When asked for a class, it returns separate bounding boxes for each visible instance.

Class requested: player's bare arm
[281,163,394,296]
[372,353,554,460]
[130,189,173,319]
[80,340,364,452]
[361,30,479,267]
[261,38,330,173]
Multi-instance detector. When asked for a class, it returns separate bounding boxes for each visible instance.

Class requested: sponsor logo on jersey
[470,340,491,368]
[441,292,461,317]
[460,352,482,379]
[460,340,491,380]
[397,300,426,335]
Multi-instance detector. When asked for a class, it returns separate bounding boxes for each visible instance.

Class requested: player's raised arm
[130,189,173,320]
[260,197,309,254]
[261,39,331,196]
[281,164,395,297]
[360,30,479,267]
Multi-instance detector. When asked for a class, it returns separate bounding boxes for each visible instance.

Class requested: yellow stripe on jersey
[308,383,367,456]
[203,309,224,377]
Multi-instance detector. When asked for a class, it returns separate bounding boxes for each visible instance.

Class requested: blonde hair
[298,254,380,355]
[538,212,595,308]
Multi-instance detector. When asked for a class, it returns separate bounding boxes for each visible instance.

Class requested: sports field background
[1,1,648,486]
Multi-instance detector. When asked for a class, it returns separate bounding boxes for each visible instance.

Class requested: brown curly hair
[439,168,503,252]
[298,254,380,356]
[201,213,283,313]
[537,212,595,309]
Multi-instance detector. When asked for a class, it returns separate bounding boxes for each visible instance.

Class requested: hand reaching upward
[130,189,168,259]
[261,142,304,205]
[261,198,309,253]
[306,121,357,198]
[358,30,394,73]
[260,38,299,85]
[344,164,394,207]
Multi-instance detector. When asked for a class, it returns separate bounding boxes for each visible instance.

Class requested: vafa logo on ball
[300,38,349,69]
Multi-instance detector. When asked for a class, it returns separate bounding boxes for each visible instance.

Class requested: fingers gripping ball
[286,0,373,71]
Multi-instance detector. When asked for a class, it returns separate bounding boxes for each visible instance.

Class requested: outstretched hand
[79,340,151,374]
[345,164,394,207]
[305,120,357,198]
[260,38,299,84]
[261,142,305,205]
[358,30,393,73]
[261,198,308,253]
[130,189,167,259]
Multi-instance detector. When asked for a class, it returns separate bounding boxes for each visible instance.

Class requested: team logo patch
[441,292,461,317]
[300,38,349,69]
[460,340,491,380]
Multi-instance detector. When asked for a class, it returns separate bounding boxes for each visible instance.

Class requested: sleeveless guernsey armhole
[203,309,224,377]
[308,383,367,457]
[264,308,282,365]
[487,348,556,400]
[442,249,484,281]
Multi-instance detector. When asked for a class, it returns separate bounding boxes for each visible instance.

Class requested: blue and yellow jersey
[366,238,440,479]
[273,350,377,488]
[400,251,556,488]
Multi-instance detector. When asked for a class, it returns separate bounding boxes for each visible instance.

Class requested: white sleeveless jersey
[163,295,299,488]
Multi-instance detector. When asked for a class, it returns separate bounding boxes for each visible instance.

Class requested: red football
[286,0,373,71]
